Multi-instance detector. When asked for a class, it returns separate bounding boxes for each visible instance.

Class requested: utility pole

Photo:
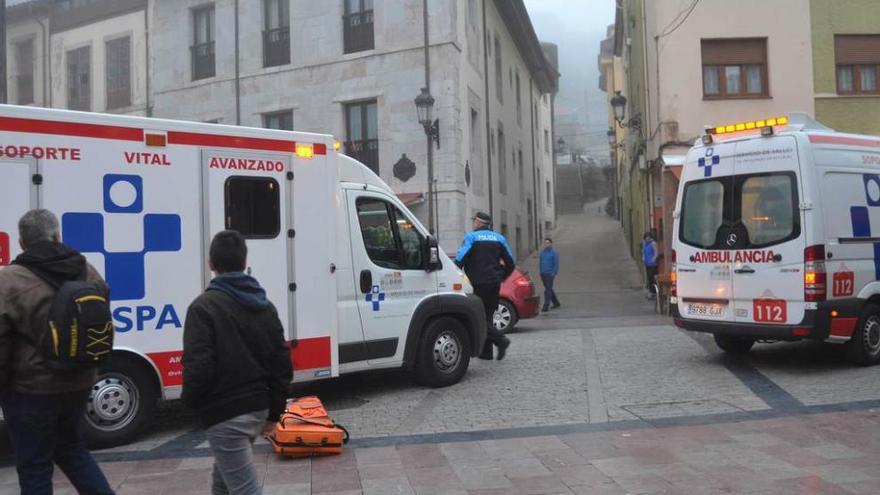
[1,0,7,104]
[421,0,435,235]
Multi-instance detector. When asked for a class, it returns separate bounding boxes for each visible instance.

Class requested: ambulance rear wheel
[415,317,471,387]
[847,303,880,366]
[713,334,755,354]
[84,357,159,449]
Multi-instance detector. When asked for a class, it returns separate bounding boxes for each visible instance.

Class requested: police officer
[455,212,514,360]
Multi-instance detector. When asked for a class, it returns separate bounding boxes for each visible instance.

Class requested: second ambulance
[672,113,880,366]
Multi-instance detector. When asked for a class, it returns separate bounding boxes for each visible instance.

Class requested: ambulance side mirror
[424,235,442,272]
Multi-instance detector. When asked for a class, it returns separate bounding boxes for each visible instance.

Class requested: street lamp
[610,91,641,130]
[415,87,440,148]
[414,87,439,234]
[606,129,617,147]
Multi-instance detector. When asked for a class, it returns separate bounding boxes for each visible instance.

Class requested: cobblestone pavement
[2,203,880,493]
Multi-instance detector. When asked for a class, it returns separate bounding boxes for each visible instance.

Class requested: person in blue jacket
[455,212,514,360]
[539,237,561,312]
[642,231,659,299]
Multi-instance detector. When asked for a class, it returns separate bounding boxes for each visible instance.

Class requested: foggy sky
[524,0,615,157]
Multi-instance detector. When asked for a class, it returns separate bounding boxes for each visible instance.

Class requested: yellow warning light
[296,144,314,159]
[707,116,789,135]
[333,140,341,151]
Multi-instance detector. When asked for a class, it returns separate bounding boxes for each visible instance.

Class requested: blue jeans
[541,274,560,309]
[205,410,268,495]
[0,390,114,495]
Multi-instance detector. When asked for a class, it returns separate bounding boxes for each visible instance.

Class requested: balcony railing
[16,74,34,105]
[263,27,291,67]
[343,10,374,54]
[191,41,215,80]
[344,139,379,175]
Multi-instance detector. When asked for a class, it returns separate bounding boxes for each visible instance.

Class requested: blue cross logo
[697,148,720,177]
[62,174,182,301]
[851,174,880,280]
[365,285,385,311]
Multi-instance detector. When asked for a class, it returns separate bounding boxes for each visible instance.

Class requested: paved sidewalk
[8,409,878,494]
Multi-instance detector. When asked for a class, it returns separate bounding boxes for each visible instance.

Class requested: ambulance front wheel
[713,334,755,354]
[847,303,880,366]
[84,357,159,449]
[415,317,471,387]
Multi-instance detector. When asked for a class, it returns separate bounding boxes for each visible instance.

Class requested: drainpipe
[234,0,241,125]
[144,0,151,116]
[31,4,49,107]
[529,79,538,251]
[481,0,493,218]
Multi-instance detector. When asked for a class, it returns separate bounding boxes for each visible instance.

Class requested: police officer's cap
[473,212,492,225]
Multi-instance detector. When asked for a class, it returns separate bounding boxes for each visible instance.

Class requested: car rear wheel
[847,303,880,366]
[415,317,471,387]
[83,357,158,449]
[713,334,755,354]
[494,299,519,334]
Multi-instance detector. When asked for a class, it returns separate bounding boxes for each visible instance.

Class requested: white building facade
[5,0,558,256]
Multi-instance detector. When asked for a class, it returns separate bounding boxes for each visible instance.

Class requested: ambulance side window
[356,198,402,269]
[224,177,280,238]
[390,206,424,270]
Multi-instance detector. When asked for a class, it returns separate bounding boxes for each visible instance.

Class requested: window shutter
[701,38,767,65]
[835,35,880,65]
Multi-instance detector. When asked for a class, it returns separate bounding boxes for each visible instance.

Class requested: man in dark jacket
[454,212,514,360]
[0,209,114,494]
[183,230,292,495]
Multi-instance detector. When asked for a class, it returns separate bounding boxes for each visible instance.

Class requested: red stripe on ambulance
[168,131,297,153]
[809,134,880,148]
[0,116,143,141]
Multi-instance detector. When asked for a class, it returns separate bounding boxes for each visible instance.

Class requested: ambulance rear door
[730,136,806,325]
[0,158,37,266]
[676,141,736,323]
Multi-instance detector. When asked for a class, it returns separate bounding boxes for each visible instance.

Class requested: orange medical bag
[267,396,349,457]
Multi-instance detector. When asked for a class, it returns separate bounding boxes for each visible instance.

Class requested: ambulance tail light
[670,249,678,298]
[804,244,826,302]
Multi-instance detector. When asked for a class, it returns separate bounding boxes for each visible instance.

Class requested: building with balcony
[5,0,558,257]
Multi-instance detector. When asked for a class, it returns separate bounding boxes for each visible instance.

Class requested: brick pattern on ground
[6,410,878,494]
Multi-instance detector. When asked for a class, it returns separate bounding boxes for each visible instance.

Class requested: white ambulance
[672,113,880,366]
[0,105,486,447]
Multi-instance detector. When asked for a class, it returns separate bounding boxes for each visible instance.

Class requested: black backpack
[40,274,114,370]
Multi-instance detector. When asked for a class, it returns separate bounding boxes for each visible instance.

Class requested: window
[497,124,506,194]
[356,198,424,270]
[835,35,880,95]
[66,46,90,111]
[515,70,521,126]
[344,0,374,54]
[470,107,483,194]
[344,100,379,174]
[544,129,549,153]
[263,0,290,67]
[106,36,131,109]
[679,172,799,250]
[263,110,293,130]
[701,38,768,98]
[546,180,552,204]
[192,5,215,80]
[494,35,502,103]
[500,210,508,238]
[14,40,34,105]
[225,177,280,238]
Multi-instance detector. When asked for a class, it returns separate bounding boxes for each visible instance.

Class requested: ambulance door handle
[734,268,755,274]
[359,270,372,294]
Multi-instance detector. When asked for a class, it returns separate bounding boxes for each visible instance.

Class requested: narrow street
[4,206,880,494]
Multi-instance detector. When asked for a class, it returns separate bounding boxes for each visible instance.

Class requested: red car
[494,267,540,333]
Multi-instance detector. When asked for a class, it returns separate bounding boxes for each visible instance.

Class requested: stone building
[5,0,559,256]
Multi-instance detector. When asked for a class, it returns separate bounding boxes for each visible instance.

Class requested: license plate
[686,303,725,317]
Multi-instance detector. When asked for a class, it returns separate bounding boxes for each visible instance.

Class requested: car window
[739,174,797,246]
[391,205,424,270]
[680,179,725,249]
[356,198,401,269]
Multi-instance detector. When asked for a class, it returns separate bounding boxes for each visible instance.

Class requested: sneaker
[542,307,550,313]
[552,303,561,309]
[496,337,511,361]
[478,347,494,360]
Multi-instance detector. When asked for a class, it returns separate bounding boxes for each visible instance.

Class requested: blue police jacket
[454,227,516,285]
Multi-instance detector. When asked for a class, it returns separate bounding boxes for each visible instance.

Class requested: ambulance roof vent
[786,112,835,133]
